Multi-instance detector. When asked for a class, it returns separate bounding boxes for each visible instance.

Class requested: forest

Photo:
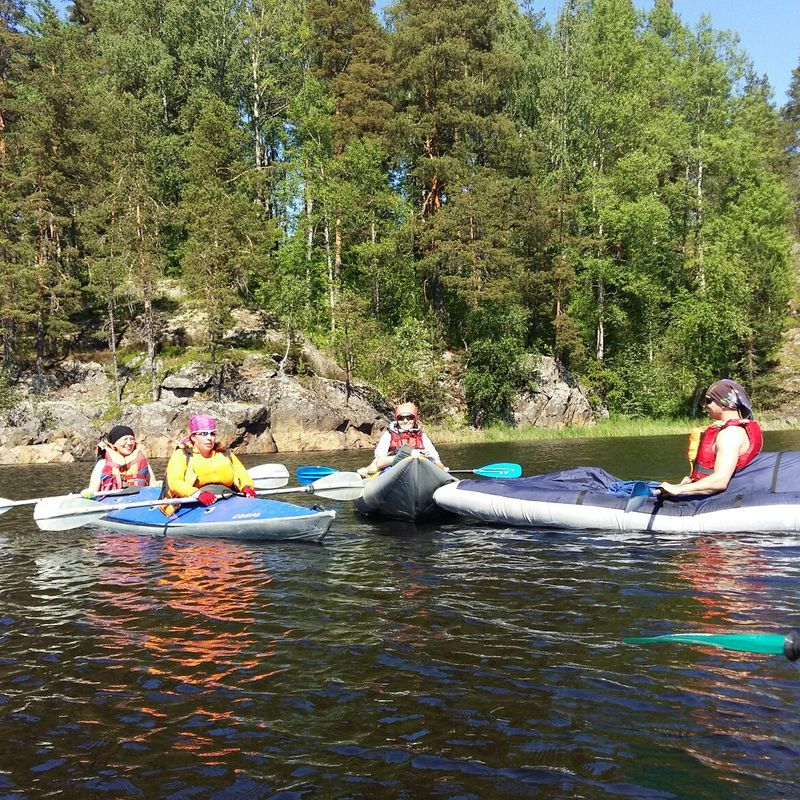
[1,0,799,425]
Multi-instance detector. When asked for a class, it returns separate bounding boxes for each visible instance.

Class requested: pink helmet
[189,414,216,434]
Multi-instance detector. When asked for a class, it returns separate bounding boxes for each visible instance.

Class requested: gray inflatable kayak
[354,455,456,522]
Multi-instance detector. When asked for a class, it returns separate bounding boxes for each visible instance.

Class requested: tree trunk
[323,214,336,331]
[107,293,121,405]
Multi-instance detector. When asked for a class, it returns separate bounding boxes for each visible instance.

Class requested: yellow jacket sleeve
[231,453,254,491]
[165,448,197,498]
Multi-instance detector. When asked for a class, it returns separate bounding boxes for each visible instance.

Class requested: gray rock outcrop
[513,355,596,428]
[0,342,596,463]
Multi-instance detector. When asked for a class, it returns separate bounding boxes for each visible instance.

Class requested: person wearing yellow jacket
[162,414,256,511]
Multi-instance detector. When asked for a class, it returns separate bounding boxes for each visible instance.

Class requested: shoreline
[428,415,800,444]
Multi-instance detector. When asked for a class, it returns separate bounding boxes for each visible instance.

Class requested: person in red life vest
[162,414,256,509]
[359,402,445,477]
[87,425,156,493]
[659,379,762,498]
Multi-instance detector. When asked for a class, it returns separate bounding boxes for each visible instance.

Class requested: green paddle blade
[296,466,337,485]
[625,631,800,659]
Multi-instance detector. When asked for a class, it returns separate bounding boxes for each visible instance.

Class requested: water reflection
[676,537,771,623]
[3,438,800,798]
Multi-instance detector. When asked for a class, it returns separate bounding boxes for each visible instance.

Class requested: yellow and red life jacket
[98,448,150,491]
[689,419,763,481]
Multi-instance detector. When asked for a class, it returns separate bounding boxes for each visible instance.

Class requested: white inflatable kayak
[433,452,800,534]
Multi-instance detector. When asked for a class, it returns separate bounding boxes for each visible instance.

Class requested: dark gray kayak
[354,455,456,522]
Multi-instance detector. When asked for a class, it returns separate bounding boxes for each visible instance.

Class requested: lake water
[2,431,800,799]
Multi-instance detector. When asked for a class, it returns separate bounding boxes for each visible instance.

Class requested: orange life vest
[388,428,424,455]
[689,419,763,481]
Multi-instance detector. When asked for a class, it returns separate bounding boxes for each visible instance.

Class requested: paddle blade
[624,632,800,659]
[297,465,337,485]
[250,463,290,490]
[33,496,109,532]
[472,462,522,478]
[624,481,654,513]
[309,471,365,501]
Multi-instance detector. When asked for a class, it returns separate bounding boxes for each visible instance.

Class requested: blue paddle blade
[624,481,654,513]
[472,462,522,478]
[296,465,337,485]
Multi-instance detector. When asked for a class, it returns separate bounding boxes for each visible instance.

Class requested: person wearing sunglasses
[659,379,762,498]
[359,402,444,476]
[86,424,156,493]
[160,413,256,510]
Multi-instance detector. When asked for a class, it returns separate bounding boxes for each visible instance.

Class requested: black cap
[107,425,135,444]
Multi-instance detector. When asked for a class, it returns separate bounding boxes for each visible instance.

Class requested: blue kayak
[92,486,335,543]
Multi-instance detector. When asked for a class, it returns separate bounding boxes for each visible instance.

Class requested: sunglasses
[194,430,216,437]
[703,397,714,406]
[396,414,416,422]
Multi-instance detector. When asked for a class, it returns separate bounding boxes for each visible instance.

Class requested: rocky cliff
[0,343,596,465]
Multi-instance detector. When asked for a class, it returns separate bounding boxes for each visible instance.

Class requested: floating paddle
[33,472,365,532]
[448,462,522,479]
[624,630,800,661]
[296,461,522,484]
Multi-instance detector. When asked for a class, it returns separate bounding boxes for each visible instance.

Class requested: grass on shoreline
[428,415,800,444]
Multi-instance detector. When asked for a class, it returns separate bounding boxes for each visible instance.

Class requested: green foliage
[0,368,17,409]
[463,336,526,427]
[0,0,793,424]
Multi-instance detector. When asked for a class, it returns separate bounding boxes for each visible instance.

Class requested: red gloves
[241,485,257,498]
[196,491,217,506]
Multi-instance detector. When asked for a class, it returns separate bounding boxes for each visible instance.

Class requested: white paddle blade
[0,493,77,514]
[33,495,109,532]
[310,471,365,501]
[249,463,290,490]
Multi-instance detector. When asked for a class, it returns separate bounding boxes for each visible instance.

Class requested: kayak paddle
[0,486,148,515]
[624,481,659,513]
[296,461,523,484]
[33,472,365,532]
[249,463,290,489]
[624,630,800,661]
[296,465,337,484]
[448,462,522,479]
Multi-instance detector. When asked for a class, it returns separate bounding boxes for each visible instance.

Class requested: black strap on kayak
[575,490,587,505]
[770,451,784,493]
[733,493,744,508]
[645,495,665,532]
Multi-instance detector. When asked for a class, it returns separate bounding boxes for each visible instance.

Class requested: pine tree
[781,61,800,234]
[0,0,37,368]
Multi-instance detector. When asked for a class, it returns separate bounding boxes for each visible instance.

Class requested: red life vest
[387,428,424,456]
[689,419,763,481]
[98,448,150,491]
